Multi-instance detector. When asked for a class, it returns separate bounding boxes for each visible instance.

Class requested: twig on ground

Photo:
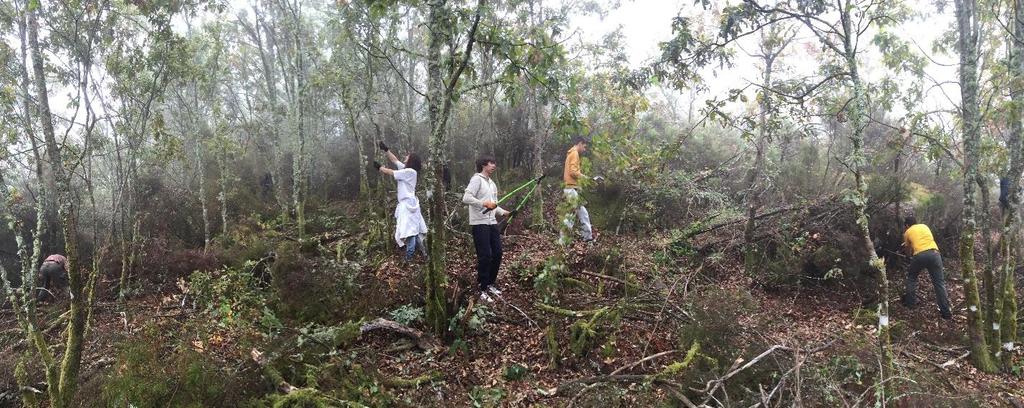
[495,295,538,327]
[610,349,679,376]
[556,375,697,408]
[698,337,839,406]
[938,351,970,369]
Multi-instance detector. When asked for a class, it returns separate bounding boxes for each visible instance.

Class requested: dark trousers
[37,262,67,302]
[472,224,502,291]
[903,250,952,317]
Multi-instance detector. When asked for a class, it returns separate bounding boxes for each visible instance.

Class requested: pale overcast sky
[574,0,960,123]
[34,0,963,149]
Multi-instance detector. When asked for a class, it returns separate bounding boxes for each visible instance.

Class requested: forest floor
[2,204,1024,407]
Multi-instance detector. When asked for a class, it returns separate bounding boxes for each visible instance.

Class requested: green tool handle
[482,174,545,214]
[500,180,542,234]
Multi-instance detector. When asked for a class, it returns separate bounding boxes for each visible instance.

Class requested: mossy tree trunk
[994,0,1024,368]
[837,5,896,397]
[288,1,308,242]
[529,83,547,228]
[27,6,89,406]
[197,141,211,252]
[953,0,999,373]
[424,0,485,336]
[528,0,546,229]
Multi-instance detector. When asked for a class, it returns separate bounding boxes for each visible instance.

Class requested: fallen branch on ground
[698,337,839,406]
[939,351,970,369]
[1004,392,1024,408]
[535,302,607,318]
[685,204,809,238]
[495,295,538,327]
[555,375,697,408]
[360,318,440,351]
[251,348,297,394]
[381,371,443,388]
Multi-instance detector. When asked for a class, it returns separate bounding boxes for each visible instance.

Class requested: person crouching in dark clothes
[37,254,68,302]
[900,217,952,320]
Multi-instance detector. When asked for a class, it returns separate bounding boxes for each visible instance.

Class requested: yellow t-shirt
[903,224,939,256]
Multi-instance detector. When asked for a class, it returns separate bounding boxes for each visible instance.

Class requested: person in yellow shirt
[900,216,951,319]
[562,136,594,242]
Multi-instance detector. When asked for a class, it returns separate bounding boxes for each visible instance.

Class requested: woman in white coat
[374,141,429,261]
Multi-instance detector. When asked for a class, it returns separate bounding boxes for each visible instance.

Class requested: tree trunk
[219,140,229,237]
[197,141,211,252]
[423,0,484,336]
[291,1,307,241]
[529,87,546,228]
[839,6,895,397]
[342,90,370,201]
[954,0,998,373]
[16,8,58,258]
[249,8,291,217]
[743,42,777,275]
[994,0,1024,369]
[424,0,451,337]
[28,7,88,406]
[978,175,996,345]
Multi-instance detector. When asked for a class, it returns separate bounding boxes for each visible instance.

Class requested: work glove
[372,160,383,171]
[378,141,389,152]
[507,209,519,218]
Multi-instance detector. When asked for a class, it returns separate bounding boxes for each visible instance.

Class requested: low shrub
[100,325,229,407]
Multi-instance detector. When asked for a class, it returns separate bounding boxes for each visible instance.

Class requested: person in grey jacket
[462,155,516,302]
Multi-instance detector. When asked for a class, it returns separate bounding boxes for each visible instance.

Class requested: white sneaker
[487,286,503,296]
[479,292,494,303]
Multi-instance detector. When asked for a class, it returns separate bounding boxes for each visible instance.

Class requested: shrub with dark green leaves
[188,262,280,333]
[101,325,228,407]
[271,241,359,323]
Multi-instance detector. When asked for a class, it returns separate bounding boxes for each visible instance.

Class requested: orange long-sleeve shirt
[564,146,582,188]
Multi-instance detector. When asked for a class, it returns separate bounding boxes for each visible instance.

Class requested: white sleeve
[462,176,483,206]
[393,168,415,182]
[393,160,406,170]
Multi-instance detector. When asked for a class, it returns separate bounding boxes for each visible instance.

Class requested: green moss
[502,364,529,381]
[600,336,617,359]
[852,308,878,327]
[546,324,560,368]
[266,388,335,408]
[15,358,38,408]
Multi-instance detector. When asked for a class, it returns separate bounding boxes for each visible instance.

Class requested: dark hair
[904,216,917,227]
[573,136,590,146]
[475,155,496,173]
[405,153,422,173]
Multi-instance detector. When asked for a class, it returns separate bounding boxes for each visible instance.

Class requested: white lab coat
[392,161,428,246]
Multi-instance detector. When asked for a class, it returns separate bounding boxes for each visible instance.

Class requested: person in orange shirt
[562,136,594,243]
[900,216,951,319]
